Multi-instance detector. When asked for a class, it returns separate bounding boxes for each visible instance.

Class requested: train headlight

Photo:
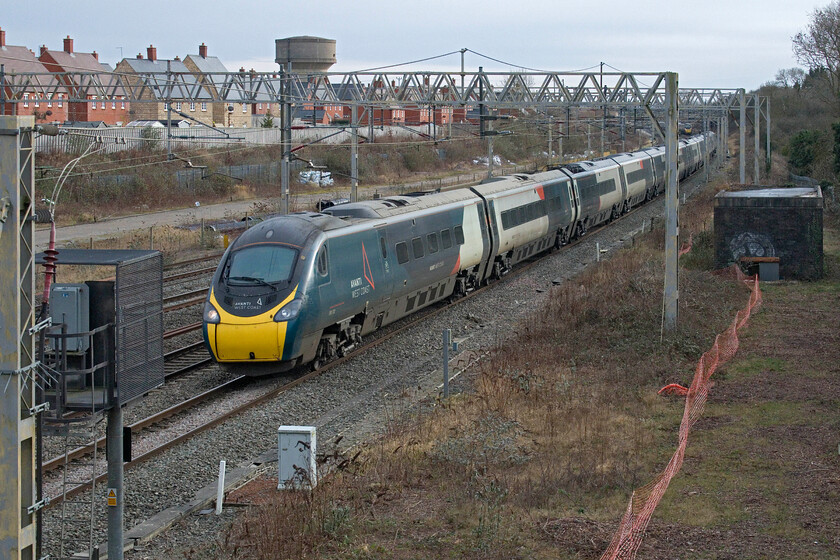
[203,301,221,324]
[274,299,303,322]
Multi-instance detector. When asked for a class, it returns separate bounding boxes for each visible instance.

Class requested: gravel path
[39,162,723,559]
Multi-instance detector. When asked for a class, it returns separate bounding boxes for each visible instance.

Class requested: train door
[372,226,394,329]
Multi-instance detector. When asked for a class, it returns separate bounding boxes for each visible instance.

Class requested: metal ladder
[55,416,102,560]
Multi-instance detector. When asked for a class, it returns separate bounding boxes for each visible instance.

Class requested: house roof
[0,45,50,73]
[122,57,212,100]
[41,49,101,73]
[0,45,54,95]
[40,49,126,97]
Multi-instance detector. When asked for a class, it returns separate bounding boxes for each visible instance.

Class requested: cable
[352,50,465,73]
[465,49,602,74]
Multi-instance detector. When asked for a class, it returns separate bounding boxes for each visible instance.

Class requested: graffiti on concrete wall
[728,232,776,262]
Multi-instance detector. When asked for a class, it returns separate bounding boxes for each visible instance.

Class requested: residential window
[258,103,262,110]
[58,94,63,108]
[34,96,39,107]
[120,99,125,109]
[112,101,116,109]
[176,102,182,111]
[163,102,169,111]
[201,102,207,112]
[47,99,52,108]
[23,93,28,108]
[242,103,247,113]
[190,102,195,111]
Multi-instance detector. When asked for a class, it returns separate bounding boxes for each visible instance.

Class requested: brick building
[183,44,251,127]
[0,27,68,122]
[39,36,129,125]
[115,45,213,125]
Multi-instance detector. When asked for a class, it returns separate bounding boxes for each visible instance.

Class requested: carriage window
[440,229,453,249]
[317,246,328,277]
[427,232,439,254]
[411,236,424,259]
[454,225,465,245]
[379,236,387,259]
[396,242,409,264]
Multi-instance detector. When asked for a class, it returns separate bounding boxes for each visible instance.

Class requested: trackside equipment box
[714,186,823,280]
[278,426,317,489]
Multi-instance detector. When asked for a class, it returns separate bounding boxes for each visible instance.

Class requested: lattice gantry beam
[0,69,742,110]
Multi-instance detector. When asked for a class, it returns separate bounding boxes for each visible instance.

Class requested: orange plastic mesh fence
[678,233,693,257]
[600,266,762,560]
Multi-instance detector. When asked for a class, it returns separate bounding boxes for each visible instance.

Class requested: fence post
[443,329,451,398]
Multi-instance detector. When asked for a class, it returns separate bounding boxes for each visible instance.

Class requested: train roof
[471,170,569,196]
[323,189,481,219]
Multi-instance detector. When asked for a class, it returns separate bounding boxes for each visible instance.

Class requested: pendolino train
[203,133,713,374]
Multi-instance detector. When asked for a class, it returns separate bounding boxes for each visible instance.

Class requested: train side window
[317,246,329,277]
[379,236,387,259]
[453,225,465,245]
[427,232,439,254]
[411,236,425,259]
[396,242,409,264]
[441,229,453,249]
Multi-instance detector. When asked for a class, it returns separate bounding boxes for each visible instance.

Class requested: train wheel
[311,338,333,371]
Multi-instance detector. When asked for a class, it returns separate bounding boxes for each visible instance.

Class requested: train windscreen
[226,245,298,285]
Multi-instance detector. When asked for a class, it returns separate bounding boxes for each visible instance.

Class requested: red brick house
[39,36,129,125]
[0,28,68,122]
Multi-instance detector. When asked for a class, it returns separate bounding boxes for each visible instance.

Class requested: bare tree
[793,1,840,115]
[774,67,806,90]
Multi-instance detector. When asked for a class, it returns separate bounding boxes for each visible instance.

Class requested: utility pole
[1,115,39,560]
[279,64,291,214]
[663,72,679,333]
[765,97,771,172]
[547,117,553,164]
[600,62,605,156]
[351,104,358,202]
[1,64,6,116]
[739,88,746,184]
[166,60,172,161]
[754,93,760,184]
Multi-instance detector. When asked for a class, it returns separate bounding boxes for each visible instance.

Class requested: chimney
[92,50,98,61]
[0,28,6,48]
[137,53,143,59]
[174,55,181,61]
[199,43,207,58]
[40,45,48,56]
[147,45,157,62]
[63,35,73,54]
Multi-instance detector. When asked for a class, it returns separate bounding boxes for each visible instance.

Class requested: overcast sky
[1,0,825,90]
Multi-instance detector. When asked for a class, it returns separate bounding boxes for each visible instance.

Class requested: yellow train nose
[213,321,288,361]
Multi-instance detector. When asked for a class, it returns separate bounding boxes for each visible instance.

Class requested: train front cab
[203,217,325,374]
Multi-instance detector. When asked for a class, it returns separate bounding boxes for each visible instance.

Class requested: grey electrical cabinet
[278,426,317,489]
[50,283,90,352]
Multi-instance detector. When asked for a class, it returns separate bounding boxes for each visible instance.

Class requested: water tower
[275,36,336,72]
